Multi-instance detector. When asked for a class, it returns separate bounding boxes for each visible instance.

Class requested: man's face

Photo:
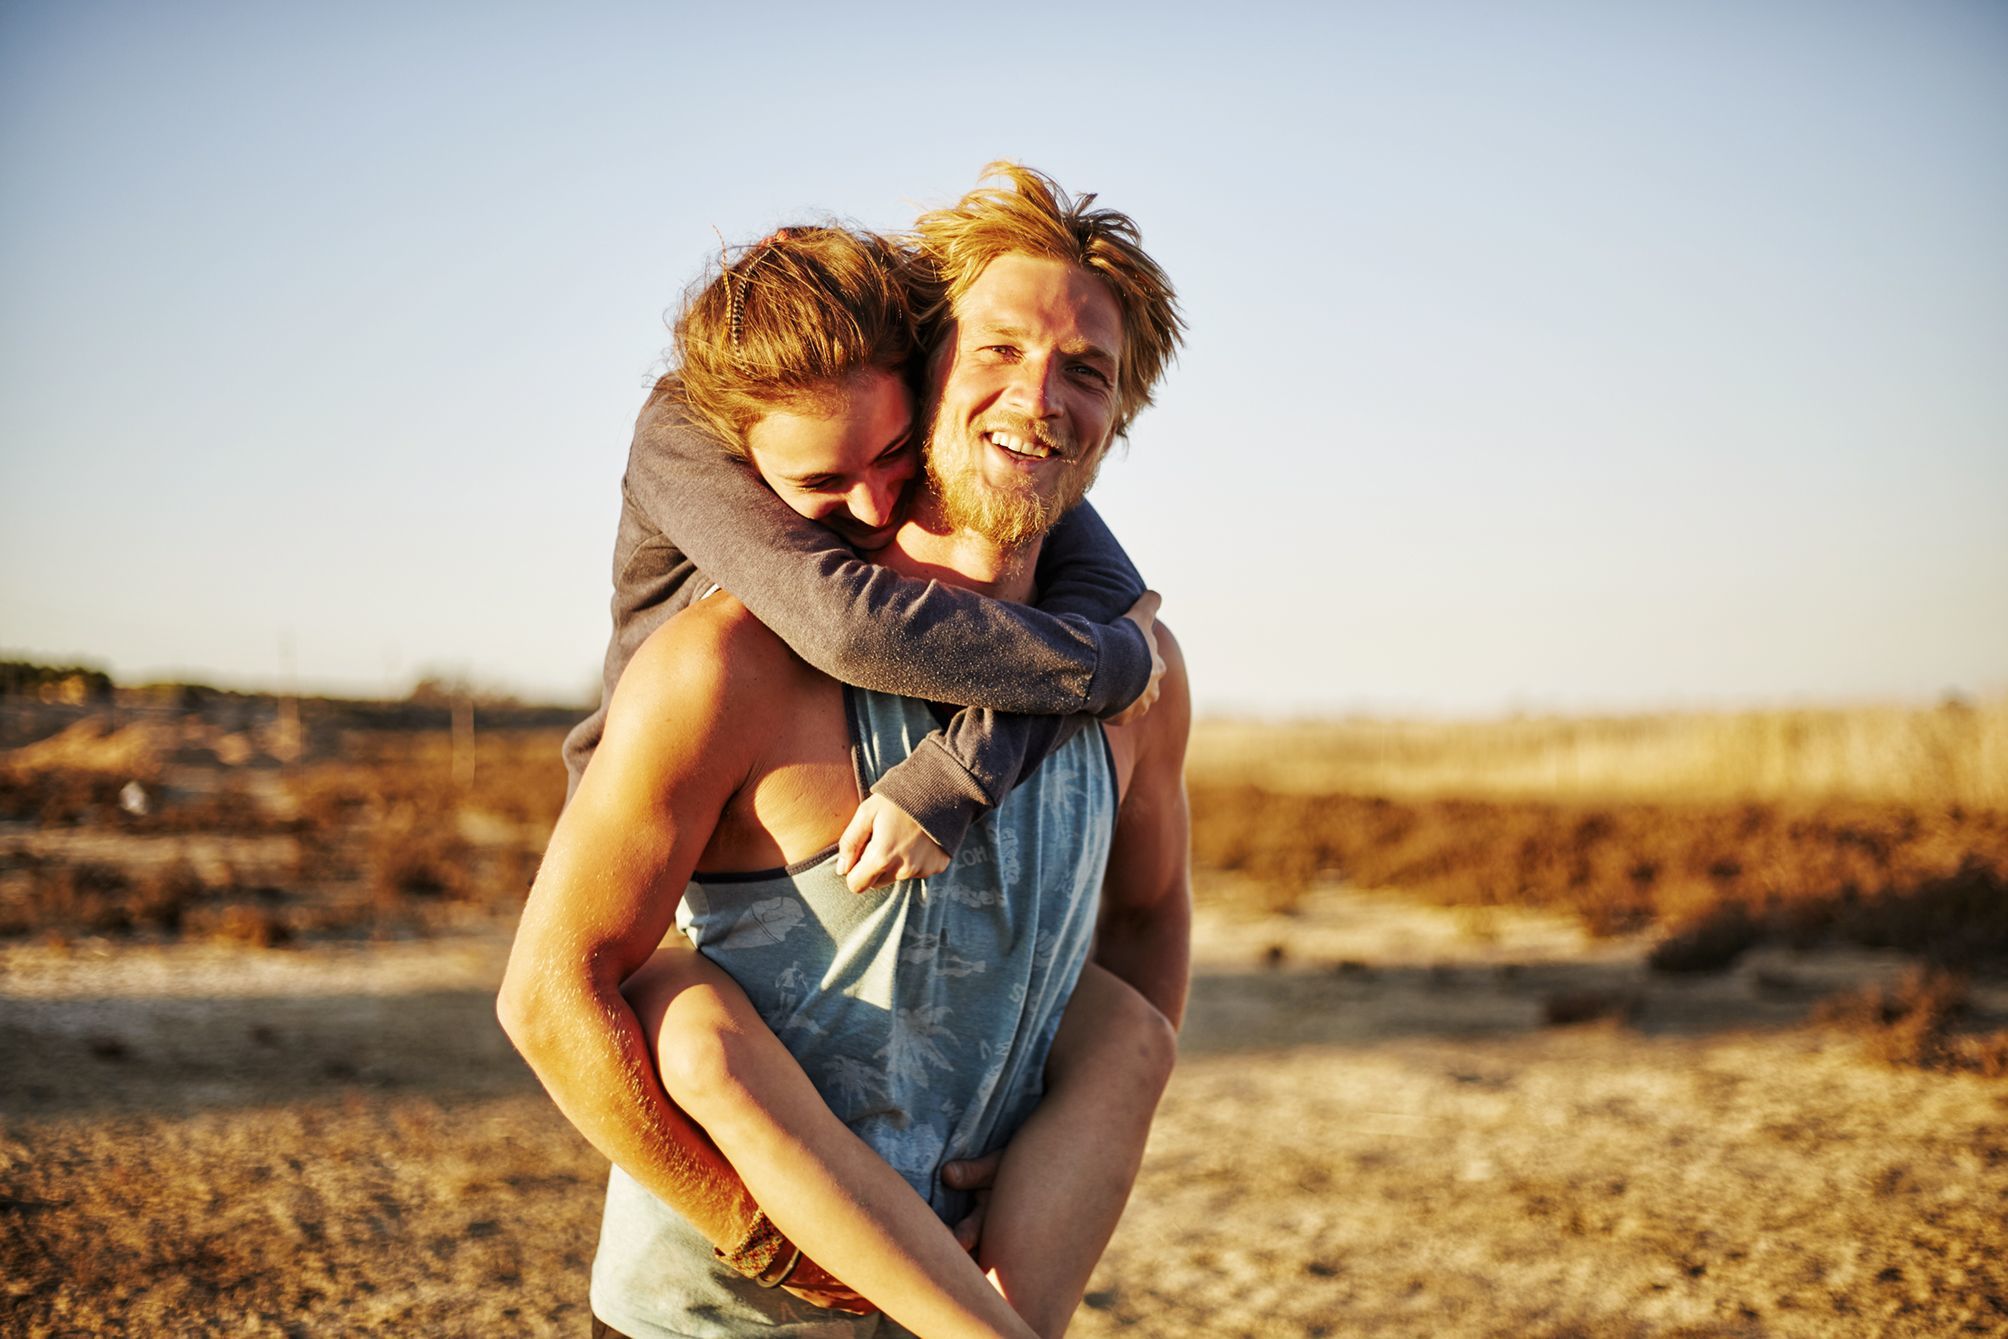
[924,253,1123,549]
[744,368,918,551]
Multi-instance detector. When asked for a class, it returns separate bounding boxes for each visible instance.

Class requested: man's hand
[1106,591,1165,729]
[941,1148,1005,1254]
[838,794,951,892]
[780,1254,877,1315]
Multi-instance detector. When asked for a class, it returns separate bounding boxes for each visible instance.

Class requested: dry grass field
[1188,699,2008,809]
[4,691,2007,1335]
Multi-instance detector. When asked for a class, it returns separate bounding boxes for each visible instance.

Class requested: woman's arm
[627,394,1151,716]
[630,394,1158,868]
[626,393,1164,871]
[859,514,1158,865]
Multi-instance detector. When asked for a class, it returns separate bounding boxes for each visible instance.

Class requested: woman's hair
[667,224,920,454]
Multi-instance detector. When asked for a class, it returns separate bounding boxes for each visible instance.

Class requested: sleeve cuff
[1084,616,1152,718]
[869,736,995,858]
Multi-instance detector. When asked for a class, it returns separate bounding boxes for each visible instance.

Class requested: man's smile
[983,428,1061,461]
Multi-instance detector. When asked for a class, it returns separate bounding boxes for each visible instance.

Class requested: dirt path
[4,884,2005,1336]
[1083,885,2008,1336]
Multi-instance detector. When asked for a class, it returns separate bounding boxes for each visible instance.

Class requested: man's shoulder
[619,594,818,718]
[596,596,826,791]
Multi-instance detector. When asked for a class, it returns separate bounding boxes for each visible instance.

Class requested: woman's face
[744,368,918,551]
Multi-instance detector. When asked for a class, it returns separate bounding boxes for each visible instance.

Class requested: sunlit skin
[922,254,1125,552]
[744,368,919,551]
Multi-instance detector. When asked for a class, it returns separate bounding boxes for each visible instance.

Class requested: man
[500,165,1190,1337]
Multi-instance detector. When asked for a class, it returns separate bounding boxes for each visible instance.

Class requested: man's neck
[877,495,1043,602]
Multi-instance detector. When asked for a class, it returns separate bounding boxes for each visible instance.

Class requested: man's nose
[1001,353,1062,419]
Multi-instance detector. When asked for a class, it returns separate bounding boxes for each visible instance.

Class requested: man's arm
[1093,624,1193,1027]
[500,605,1039,1337]
[500,609,765,1247]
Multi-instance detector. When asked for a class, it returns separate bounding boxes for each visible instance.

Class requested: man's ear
[924,321,960,390]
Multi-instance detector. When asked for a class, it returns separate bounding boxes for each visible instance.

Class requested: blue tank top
[591,685,1118,1338]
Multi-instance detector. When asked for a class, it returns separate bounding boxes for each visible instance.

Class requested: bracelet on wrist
[713,1210,798,1286]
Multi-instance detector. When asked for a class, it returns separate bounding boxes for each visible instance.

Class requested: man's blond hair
[910,163,1184,441]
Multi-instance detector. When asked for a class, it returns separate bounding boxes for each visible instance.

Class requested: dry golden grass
[1185,700,2008,980]
[1190,698,2008,808]
[9,700,2008,973]
[0,715,568,947]
[1187,785,2008,966]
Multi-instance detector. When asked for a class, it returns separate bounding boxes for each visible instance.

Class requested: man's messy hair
[909,163,1185,441]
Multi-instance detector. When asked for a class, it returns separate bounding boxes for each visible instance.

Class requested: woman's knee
[621,949,706,1042]
[654,1006,746,1119]
[620,950,758,1112]
[1058,967,1178,1097]
[1121,990,1178,1096]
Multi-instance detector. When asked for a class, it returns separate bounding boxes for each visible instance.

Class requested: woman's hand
[837,794,950,893]
[1106,590,1165,728]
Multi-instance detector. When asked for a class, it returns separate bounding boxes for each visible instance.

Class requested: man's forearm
[499,971,758,1250]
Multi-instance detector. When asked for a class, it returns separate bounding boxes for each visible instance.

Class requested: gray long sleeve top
[561,386,1151,855]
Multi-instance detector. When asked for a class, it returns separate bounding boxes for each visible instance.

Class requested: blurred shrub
[0,860,206,937]
[1188,784,2008,969]
[1647,903,1761,973]
[0,767,128,826]
[1813,967,2008,1076]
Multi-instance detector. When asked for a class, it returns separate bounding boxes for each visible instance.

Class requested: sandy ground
[4,880,2006,1337]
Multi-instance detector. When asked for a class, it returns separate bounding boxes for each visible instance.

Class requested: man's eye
[1070,363,1112,386]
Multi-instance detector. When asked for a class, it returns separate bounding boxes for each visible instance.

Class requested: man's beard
[924,413,1103,550]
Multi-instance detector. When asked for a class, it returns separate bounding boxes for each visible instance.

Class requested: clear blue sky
[3,0,2003,715]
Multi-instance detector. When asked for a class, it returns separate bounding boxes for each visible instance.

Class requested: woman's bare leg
[622,945,1038,1339]
[948,964,1178,1337]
